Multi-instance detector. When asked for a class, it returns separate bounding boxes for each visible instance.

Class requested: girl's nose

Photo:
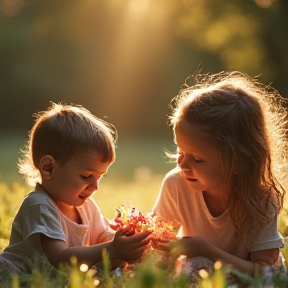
[177,154,190,170]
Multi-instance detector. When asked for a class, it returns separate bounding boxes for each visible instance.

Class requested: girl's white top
[1,186,114,271]
[153,167,284,260]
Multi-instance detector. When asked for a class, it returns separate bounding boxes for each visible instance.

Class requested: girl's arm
[41,229,150,268]
[159,236,279,275]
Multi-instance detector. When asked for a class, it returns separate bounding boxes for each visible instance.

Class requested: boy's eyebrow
[84,168,107,174]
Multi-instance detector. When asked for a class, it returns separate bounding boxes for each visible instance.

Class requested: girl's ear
[39,155,55,180]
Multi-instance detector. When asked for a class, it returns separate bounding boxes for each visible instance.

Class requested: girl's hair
[169,71,288,239]
[18,103,118,186]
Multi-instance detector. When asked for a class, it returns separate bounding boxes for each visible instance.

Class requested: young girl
[0,103,150,278]
[152,71,288,275]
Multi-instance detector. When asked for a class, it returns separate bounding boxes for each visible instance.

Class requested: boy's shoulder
[21,189,55,208]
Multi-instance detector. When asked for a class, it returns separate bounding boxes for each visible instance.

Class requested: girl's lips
[185,177,197,182]
[182,171,197,181]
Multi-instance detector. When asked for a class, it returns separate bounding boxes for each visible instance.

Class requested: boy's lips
[79,194,90,199]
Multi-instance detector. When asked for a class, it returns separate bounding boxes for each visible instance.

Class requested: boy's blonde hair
[169,71,288,239]
[18,103,118,186]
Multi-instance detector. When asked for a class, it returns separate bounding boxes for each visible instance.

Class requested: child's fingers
[132,238,150,249]
[129,230,151,242]
[151,237,170,243]
[124,229,135,236]
[158,242,171,251]
[150,238,169,250]
[115,228,130,236]
[133,246,147,259]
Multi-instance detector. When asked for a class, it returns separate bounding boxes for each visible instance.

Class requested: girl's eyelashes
[177,149,203,163]
[177,148,182,154]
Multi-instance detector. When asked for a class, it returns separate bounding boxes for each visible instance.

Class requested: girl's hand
[150,237,170,251]
[111,229,151,261]
[156,236,208,258]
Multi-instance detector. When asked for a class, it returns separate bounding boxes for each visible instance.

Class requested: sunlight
[199,268,209,279]
[96,1,174,128]
[80,263,89,272]
[128,0,150,15]
[181,0,204,8]
[214,260,222,270]
[254,0,275,8]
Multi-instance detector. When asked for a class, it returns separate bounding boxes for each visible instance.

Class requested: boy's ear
[39,155,55,180]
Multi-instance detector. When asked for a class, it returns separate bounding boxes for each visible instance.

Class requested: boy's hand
[111,229,151,261]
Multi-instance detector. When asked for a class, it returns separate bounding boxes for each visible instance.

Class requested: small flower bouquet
[110,205,179,244]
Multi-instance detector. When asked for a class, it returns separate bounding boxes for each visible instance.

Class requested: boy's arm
[41,229,150,268]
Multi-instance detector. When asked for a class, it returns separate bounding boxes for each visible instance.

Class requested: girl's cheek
[177,154,188,169]
[177,155,183,167]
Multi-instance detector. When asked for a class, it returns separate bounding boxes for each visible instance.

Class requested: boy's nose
[89,178,99,191]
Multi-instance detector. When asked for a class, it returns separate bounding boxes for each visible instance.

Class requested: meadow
[1,134,288,287]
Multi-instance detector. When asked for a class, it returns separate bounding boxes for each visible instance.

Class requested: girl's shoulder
[164,167,183,181]
[257,187,280,216]
[162,167,192,194]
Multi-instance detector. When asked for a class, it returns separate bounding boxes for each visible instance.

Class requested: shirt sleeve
[248,203,284,251]
[22,195,66,242]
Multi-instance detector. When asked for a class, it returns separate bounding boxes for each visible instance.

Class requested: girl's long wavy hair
[169,71,288,240]
[18,103,118,186]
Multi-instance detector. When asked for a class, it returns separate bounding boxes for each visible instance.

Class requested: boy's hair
[18,103,118,186]
[169,71,288,239]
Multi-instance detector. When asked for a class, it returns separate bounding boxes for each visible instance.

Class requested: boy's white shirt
[2,187,115,268]
[153,167,284,260]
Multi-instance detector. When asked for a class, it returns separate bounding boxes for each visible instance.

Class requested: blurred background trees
[0,0,287,179]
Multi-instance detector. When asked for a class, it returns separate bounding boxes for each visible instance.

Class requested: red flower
[111,206,178,244]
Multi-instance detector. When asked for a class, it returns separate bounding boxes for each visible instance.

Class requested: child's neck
[202,191,228,217]
[56,201,82,224]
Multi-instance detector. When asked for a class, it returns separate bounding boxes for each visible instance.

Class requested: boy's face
[46,152,112,207]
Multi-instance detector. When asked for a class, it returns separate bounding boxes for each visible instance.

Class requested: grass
[1,179,288,288]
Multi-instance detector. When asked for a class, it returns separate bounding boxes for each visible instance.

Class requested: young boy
[0,103,150,278]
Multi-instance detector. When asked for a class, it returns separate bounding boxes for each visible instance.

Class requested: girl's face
[46,152,112,207]
[174,124,226,198]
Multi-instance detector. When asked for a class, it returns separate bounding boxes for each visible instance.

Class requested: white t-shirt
[1,188,115,272]
[153,167,284,260]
